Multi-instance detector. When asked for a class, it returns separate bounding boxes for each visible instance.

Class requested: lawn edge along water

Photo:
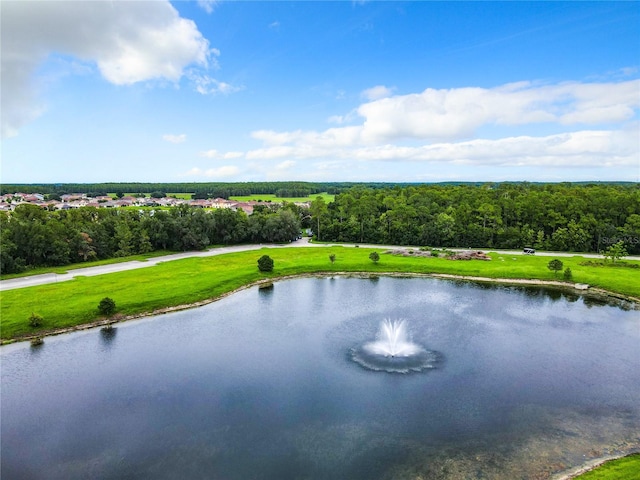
[1,246,638,344]
[561,452,640,480]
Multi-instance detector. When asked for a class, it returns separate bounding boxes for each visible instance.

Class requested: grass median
[1,246,638,342]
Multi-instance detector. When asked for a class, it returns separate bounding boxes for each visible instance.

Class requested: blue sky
[2,0,639,183]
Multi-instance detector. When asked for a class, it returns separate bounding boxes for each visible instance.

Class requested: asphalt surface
[0,238,634,291]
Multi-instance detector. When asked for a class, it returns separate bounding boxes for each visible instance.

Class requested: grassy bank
[1,246,638,342]
[574,453,640,479]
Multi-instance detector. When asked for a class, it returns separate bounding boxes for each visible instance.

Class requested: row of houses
[0,193,310,215]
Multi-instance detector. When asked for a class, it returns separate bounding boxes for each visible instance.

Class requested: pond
[2,277,639,479]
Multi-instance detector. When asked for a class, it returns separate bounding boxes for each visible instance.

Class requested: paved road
[1,239,634,291]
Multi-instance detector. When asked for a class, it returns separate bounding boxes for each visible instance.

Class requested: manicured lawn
[1,247,638,342]
[575,454,640,479]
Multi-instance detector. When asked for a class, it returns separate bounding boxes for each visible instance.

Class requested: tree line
[1,203,304,274]
[2,182,638,275]
[0,181,352,198]
[309,183,639,254]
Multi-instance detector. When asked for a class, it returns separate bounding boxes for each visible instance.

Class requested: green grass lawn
[229,192,334,203]
[575,454,640,479]
[1,247,638,342]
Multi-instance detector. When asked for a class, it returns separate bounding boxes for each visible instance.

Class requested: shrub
[369,252,380,263]
[329,254,336,264]
[257,254,274,272]
[563,267,573,281]
[29,312,43,328]
[98,297,117,316]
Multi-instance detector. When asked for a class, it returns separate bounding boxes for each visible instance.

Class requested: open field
[229,192,334,203]
[1,246,638,342]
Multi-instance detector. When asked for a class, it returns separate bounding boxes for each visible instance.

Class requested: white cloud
[361,85,395,101]
[197,0,219,14]
[200,149,245,159]
[269,21,281,29]
[243,80,640,152]
[354,79,640,143]
[275,160,296,170]
[182,166,241,178]
[228,127,639,170]
[203,78,639,174]
[1,0,212,137]
[189,73,243,95]
[163,134,187,144]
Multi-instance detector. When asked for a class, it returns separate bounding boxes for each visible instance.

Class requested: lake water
[2,277,639,479]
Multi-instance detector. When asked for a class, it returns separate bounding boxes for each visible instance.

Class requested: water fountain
[350,319,439,373]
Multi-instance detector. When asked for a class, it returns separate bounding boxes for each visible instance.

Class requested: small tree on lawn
[547,259,563,278]
[329,254,336,264]
[563,267,573,281]
[369,251,380,264]
[29,312,43,328]
[258,254,274,272]
[603,240,628,263]
[98,297,117,316]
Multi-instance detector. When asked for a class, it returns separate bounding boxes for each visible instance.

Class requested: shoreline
[551,452,640,479]
[3,271,638,346]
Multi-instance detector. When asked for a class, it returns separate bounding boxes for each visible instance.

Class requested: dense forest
[310,183,639,254]
[1,181,385,198]
[2,181,634,198]
[1,183,638,274]
[0,203,304,274]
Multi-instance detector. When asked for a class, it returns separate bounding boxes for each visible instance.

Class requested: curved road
[0,238,634,291]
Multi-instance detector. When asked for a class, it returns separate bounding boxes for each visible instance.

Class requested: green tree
[310,196,328,241]
[369,251,380,263]
[563,267,573,281]
[114,222,133,257]
[257,254,274,272]
[603,240,628,263]
[98,297,117,316]
[547,259,563,277]
[329,253,336,264]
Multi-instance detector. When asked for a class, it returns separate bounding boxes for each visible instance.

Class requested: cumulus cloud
[188,72,243,95]
[197,0,219,14]
[238,128,638,169]
[200,149,244,159]
[163,134,187,144]
[355,80,640,143]
[275,160,296,170]
[242,80,639,150]
[182,166,241,178]
[210,78,639,172]
[1,0,213,137]
[361,85,395,101]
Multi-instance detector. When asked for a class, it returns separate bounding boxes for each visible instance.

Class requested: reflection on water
[1,277,639,480]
